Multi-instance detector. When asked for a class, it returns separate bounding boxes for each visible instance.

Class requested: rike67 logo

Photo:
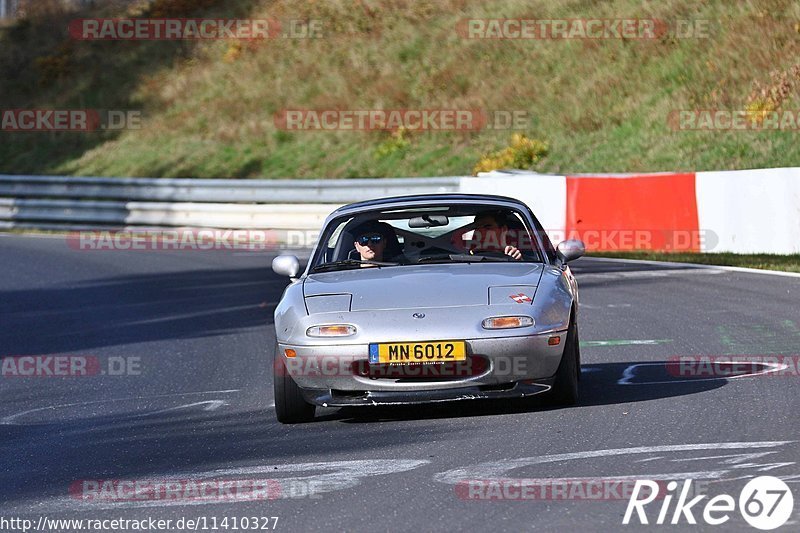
[624,476,794,529]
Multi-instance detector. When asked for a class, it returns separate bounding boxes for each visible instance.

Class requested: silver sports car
[271,194,585,423]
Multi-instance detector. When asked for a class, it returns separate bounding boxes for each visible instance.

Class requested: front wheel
[545,317,580,406]
[273,343,316,424]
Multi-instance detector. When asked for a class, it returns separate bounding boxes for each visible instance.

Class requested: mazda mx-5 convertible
[271,194,585,423]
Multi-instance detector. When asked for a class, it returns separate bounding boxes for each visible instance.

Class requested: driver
[351,220,397,266]
[470,211,522,260]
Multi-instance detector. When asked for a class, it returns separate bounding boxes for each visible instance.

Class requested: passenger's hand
[504,245,522,260]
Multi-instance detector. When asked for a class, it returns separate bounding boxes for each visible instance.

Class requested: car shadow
[0,359,766,508]
[326,360,733,424]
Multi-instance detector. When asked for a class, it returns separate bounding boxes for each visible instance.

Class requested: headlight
[306,324,357,337]
[481,316,534,329]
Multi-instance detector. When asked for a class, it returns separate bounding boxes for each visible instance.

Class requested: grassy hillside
[1,0,799,178]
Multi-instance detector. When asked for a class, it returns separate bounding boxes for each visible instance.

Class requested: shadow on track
[0,266,284,355]
[0,360,742,508]
[325,360,729,424]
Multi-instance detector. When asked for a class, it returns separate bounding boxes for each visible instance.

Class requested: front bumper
[277,332,566,405]
[304,380,553,407]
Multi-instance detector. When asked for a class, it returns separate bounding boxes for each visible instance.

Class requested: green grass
[1,0,800,178]
[591,252,800,273]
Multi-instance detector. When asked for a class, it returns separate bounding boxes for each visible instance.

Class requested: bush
[473,133,548,175]
[745,64,800,124]
[374,127,411,159]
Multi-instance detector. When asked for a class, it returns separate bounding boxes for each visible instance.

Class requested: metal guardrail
[0,175,462,203]
[0,174,464,231]
[0,198,338,229]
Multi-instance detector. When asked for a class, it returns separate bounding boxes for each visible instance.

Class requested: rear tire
[273,343,316,424]
[545,316,580,406]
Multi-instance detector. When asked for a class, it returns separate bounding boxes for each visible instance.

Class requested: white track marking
[580,303,634,309]
[1,390,239,425]
[145,401,227,415]
[587,257,800,279]
[119,305,261,325]
[578,268,724,282]
[583,339,672,347]
[434,442,794,485]
[667,452,780,464]
[700,264,800,278]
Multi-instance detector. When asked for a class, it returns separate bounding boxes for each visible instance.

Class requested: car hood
[303,263,544,311]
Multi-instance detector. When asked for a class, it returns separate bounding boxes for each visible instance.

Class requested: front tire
[545,316,580,406]
[273,343,316,424]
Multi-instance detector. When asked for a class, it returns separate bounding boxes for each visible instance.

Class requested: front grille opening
[331,389,368,399]
[478,382,516,392]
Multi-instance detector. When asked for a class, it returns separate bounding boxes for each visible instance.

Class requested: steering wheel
[471,250,509,259]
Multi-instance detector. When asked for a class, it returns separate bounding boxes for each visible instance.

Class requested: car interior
[317,205,544,267]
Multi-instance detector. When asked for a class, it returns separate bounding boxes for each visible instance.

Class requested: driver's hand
[505,245,522,260]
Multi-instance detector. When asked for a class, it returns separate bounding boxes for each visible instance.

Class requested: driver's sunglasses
[357,234,383,246]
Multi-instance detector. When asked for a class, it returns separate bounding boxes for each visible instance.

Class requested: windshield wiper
[310,259,399,273]
[416,254,512,264]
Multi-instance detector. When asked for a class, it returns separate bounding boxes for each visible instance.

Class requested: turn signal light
[306,324,357,337]
[548,336,561,346]
[284,348,297,358]
[482,316,534,329]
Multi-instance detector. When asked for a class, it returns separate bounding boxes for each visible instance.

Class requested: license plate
[369,341,467,364]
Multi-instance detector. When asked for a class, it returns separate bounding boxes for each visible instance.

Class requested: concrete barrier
[476,168,800,254]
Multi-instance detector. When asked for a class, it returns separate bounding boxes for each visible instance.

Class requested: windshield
[309,204,545,273]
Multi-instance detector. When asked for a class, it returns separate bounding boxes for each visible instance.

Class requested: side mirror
[272,254,300,278]
[556,240,586,264]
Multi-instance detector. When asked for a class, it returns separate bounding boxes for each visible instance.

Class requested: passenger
[471,211,523,260]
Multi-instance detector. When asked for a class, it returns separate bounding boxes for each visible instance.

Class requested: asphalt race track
[1,234,798,532]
